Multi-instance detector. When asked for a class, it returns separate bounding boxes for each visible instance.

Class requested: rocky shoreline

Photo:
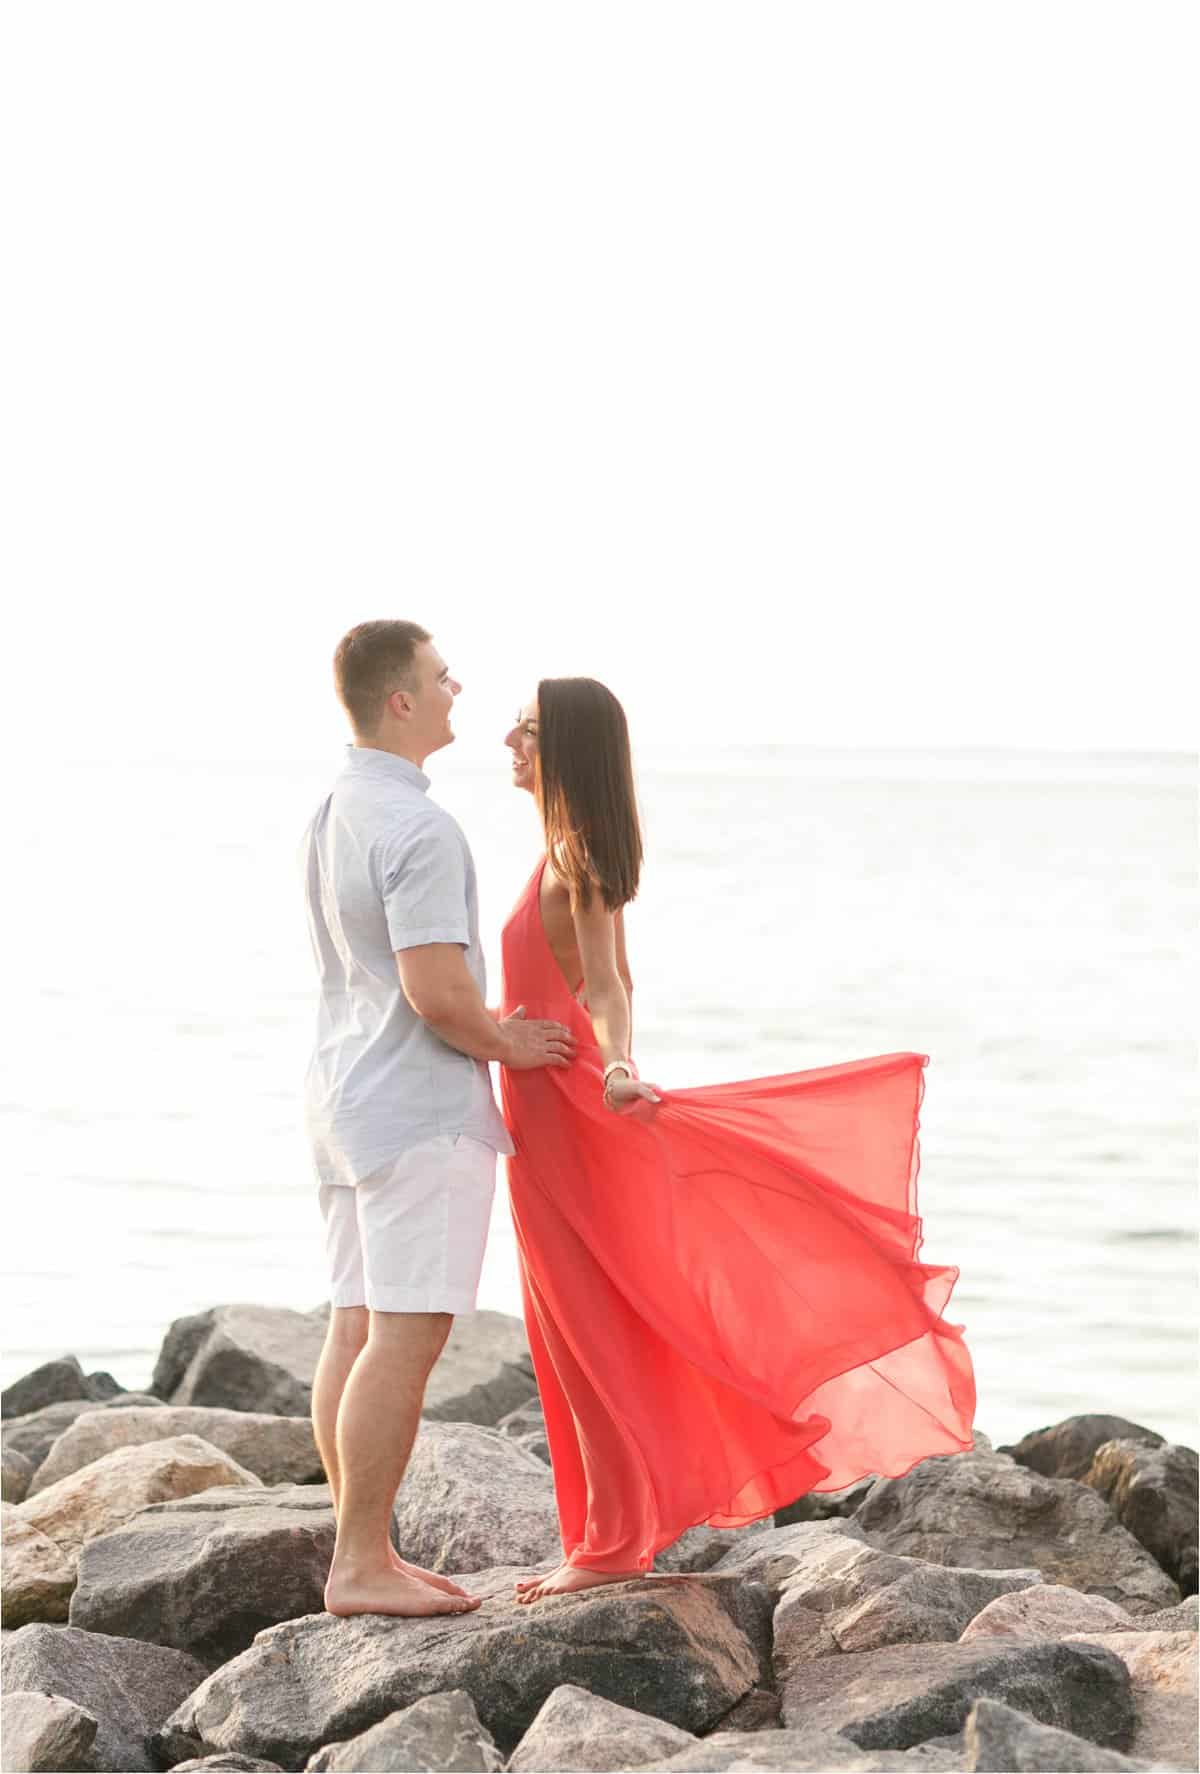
[2,1303,1196,1773]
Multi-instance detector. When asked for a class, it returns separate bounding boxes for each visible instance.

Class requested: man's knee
[328,1304,370,1347]
[368,1308,453,1368]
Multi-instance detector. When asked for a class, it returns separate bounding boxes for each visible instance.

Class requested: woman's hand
[605,1074,662,1116]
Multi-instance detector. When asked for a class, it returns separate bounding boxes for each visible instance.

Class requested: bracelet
[603,1059,637,1085]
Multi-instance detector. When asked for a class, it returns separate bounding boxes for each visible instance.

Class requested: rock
[169,1760,283,1772]
[1,1503,76,1626]
[152,1303,535,1425]
[1,1448,33,1505]
[648,1728,967,1770]
[155,1565,763,1765]
[772,1535,1041,1665]
[962,1695,1150,1771]
[496,1397,549,1465]
[1139,1594,1199,1632]
[710,1687,783,1733]
[152,1304,331,1415]
[1002,1414,1164,1480]
[29,1405,323,1494]
[70,1481,336,1665]
[1064,1630,1198,1771]
[854,1444,1180,1614]
[84,1369,126,1400]
[1,1623,208,1774]
[15,1434,261,1573]
[962,1582,1157,1641]
[709,1520,869,1596]
[775,1476,877,1526]
[392,1420,560,1572]
[1,1394,165,1471]
[306,1690,503,1772]
[420,1311,538,1426]
[656,1524,764,1574]
[0,1690,98,1773]
[1,1357,90,1420]
[506,1682,696,1772]
[1084,1438,1199,1595]
[776,1636,1137,1752]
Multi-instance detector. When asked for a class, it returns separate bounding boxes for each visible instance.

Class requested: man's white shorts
[318,1134,497,1314]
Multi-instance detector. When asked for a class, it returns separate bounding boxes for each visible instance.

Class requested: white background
[1,1,1195,765]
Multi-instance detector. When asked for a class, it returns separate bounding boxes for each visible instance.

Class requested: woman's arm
[571,895,658,1112]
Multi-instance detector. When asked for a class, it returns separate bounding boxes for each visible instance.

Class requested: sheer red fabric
[499,858,976,1573]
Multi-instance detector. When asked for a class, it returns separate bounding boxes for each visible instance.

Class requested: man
[299,619,575,1618]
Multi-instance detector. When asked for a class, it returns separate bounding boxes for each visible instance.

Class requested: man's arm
[396,944,575,1069]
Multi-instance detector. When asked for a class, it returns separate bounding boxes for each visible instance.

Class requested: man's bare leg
[311,1305,467,1597]
[322,1308,479,1616]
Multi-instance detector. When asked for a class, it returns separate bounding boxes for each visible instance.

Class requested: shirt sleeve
[380,820,471,952]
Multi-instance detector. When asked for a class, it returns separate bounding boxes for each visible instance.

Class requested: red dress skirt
[499,857,976,1573]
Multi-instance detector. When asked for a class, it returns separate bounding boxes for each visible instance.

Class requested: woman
[500,678,975,1605]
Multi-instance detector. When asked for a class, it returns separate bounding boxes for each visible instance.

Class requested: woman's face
[505,698,539,794]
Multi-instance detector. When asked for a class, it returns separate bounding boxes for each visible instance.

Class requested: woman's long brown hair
[535,677,643,911]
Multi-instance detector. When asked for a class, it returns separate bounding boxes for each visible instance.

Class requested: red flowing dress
[499,857,976,1574]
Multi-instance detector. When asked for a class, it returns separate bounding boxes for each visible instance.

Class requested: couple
[299,618,976,1620]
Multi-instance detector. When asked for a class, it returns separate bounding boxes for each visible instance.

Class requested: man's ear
[387,687,414,721]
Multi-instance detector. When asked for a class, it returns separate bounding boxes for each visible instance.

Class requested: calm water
[5,748,1196,1450]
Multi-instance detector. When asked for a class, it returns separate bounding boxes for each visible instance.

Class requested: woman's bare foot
[514,1561,567,1595]
[517,1564,648,1604]
[325,1562,480,1618]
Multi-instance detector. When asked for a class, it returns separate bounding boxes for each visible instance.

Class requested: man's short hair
[333,620,431,736]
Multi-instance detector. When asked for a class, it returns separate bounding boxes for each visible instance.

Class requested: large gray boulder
[771,1534,1040,1665]
[14,1434,260,1577]
[506,1682,696,1772]
[305,1691,503,1772]
[152,1305,331,1415]
[0,1504,75,1626]
[168,1761,283,1773]
[776,1635,1137,1752]
[709,1519,869,1595]
[1063,1630,1198,1771]
[1,1394,164,1471]
[1002,1414,1163,1480]
[643,1728,967,1770]
[419,1311,537,1425]
[392,1420,561,1572]
[0,1690,98,1773]
[960,1581,1191,1641]
[496,1396,549,1465]
[963,1696,1150,1772]
[29,1405,323,1494]
[155,1566,765,1765]
[1,1623,207,1774]
[853,1444,1180,1614]
[1,1448,34,1505]
[152,1304,535,1424]
[70,1480,336,1665]
[1,1358,91,1420]
[1084,1437,1198,1595]
[168,1760,283,1772]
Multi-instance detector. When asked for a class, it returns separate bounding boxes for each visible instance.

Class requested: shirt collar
[342,744,430,793]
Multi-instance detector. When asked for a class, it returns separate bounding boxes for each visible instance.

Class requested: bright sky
[2,3,1195,763]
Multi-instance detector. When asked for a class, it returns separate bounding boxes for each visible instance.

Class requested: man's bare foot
[325,1563,480,1618]
[390,1546,471,1599]
[517,1563,648,1604]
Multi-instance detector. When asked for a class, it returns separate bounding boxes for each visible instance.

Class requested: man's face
[398,641,461,756]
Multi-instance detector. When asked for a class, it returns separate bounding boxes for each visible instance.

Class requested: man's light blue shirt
[299,745,513,1187]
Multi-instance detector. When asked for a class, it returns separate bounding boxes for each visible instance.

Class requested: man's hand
[500,1006,577,1070]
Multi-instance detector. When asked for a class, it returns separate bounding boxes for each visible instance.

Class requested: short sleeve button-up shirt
[299,744,513,1187]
